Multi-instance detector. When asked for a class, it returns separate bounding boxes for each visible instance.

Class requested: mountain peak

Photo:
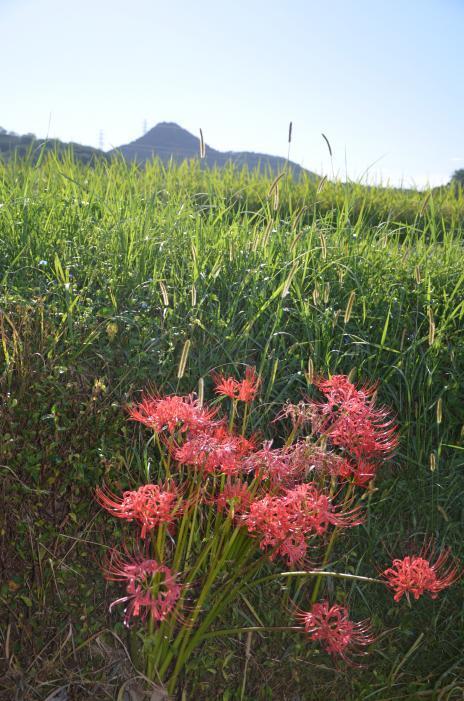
[132,122,205,158]
[153,121,182,129]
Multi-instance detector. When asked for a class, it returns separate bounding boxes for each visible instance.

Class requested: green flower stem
[146,475,204,676]
[280,570,383,585]
[163,522,241,667]
[154,520,233,672]
[184,481,202,564]
[200,625,303,641]
[241,403,249,436]
[165,546,270,692]
[171,504,191,571]
[247,569,384,590]
[160,532,259,686]
[284,425,297,447]
[310,529,338,603]
[154,433,169,474]
[228,399,237,432]
[204,475,217,536]
[210,474,227,565]
[310,482,355,603]
[155,522,166,561]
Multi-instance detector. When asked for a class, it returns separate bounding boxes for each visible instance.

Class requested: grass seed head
[344,291,356,324]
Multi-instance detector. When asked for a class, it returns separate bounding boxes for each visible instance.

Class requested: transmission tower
[98,129,104,150]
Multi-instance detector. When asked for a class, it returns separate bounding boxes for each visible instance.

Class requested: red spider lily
[216,480,253,516]
[237,366,261,402]
[244,441,292,487]
[338,458,378,487]
[286,441,349,482]
[128,393,217,435]
[382,547,460,602]
[213,366,261,403]
[242,483,362,566]
[96,482,182,538]
[212,373,239,400]
[276,400,315,428]
[104,552,181,626]
[285,483,362,534]
[310,375,398,470]
[174,426,255,476]
[246,440,349,488]
[296,601,372,662]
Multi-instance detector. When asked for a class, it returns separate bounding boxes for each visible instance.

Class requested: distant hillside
[0,123,317,178]
[111,122,316,178]
[0,128,106,164]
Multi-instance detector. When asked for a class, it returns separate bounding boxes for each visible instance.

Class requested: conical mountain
[112,122,316,178]
[115,122,216,161]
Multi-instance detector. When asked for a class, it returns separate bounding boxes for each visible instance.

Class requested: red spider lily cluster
[96,483,182,538]
[104,551,181,626]
[97,367,460,686]
[127,393,217,434]
[280,375,398,486]
[175,425,255,475]
[296,601,372,662]
[382,547,460,602]
[243,484,362,566]
[212,366,261,402]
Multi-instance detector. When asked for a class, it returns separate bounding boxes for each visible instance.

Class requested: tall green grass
[1,152,464,699]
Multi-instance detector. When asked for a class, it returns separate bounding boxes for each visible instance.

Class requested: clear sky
[2,0,463,187]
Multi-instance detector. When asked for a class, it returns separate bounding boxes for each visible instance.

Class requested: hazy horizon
[2,0,463,188]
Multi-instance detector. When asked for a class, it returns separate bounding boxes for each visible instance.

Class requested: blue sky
[2,0,463,186]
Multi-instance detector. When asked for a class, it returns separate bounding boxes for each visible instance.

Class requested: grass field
[1,153,464,700]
